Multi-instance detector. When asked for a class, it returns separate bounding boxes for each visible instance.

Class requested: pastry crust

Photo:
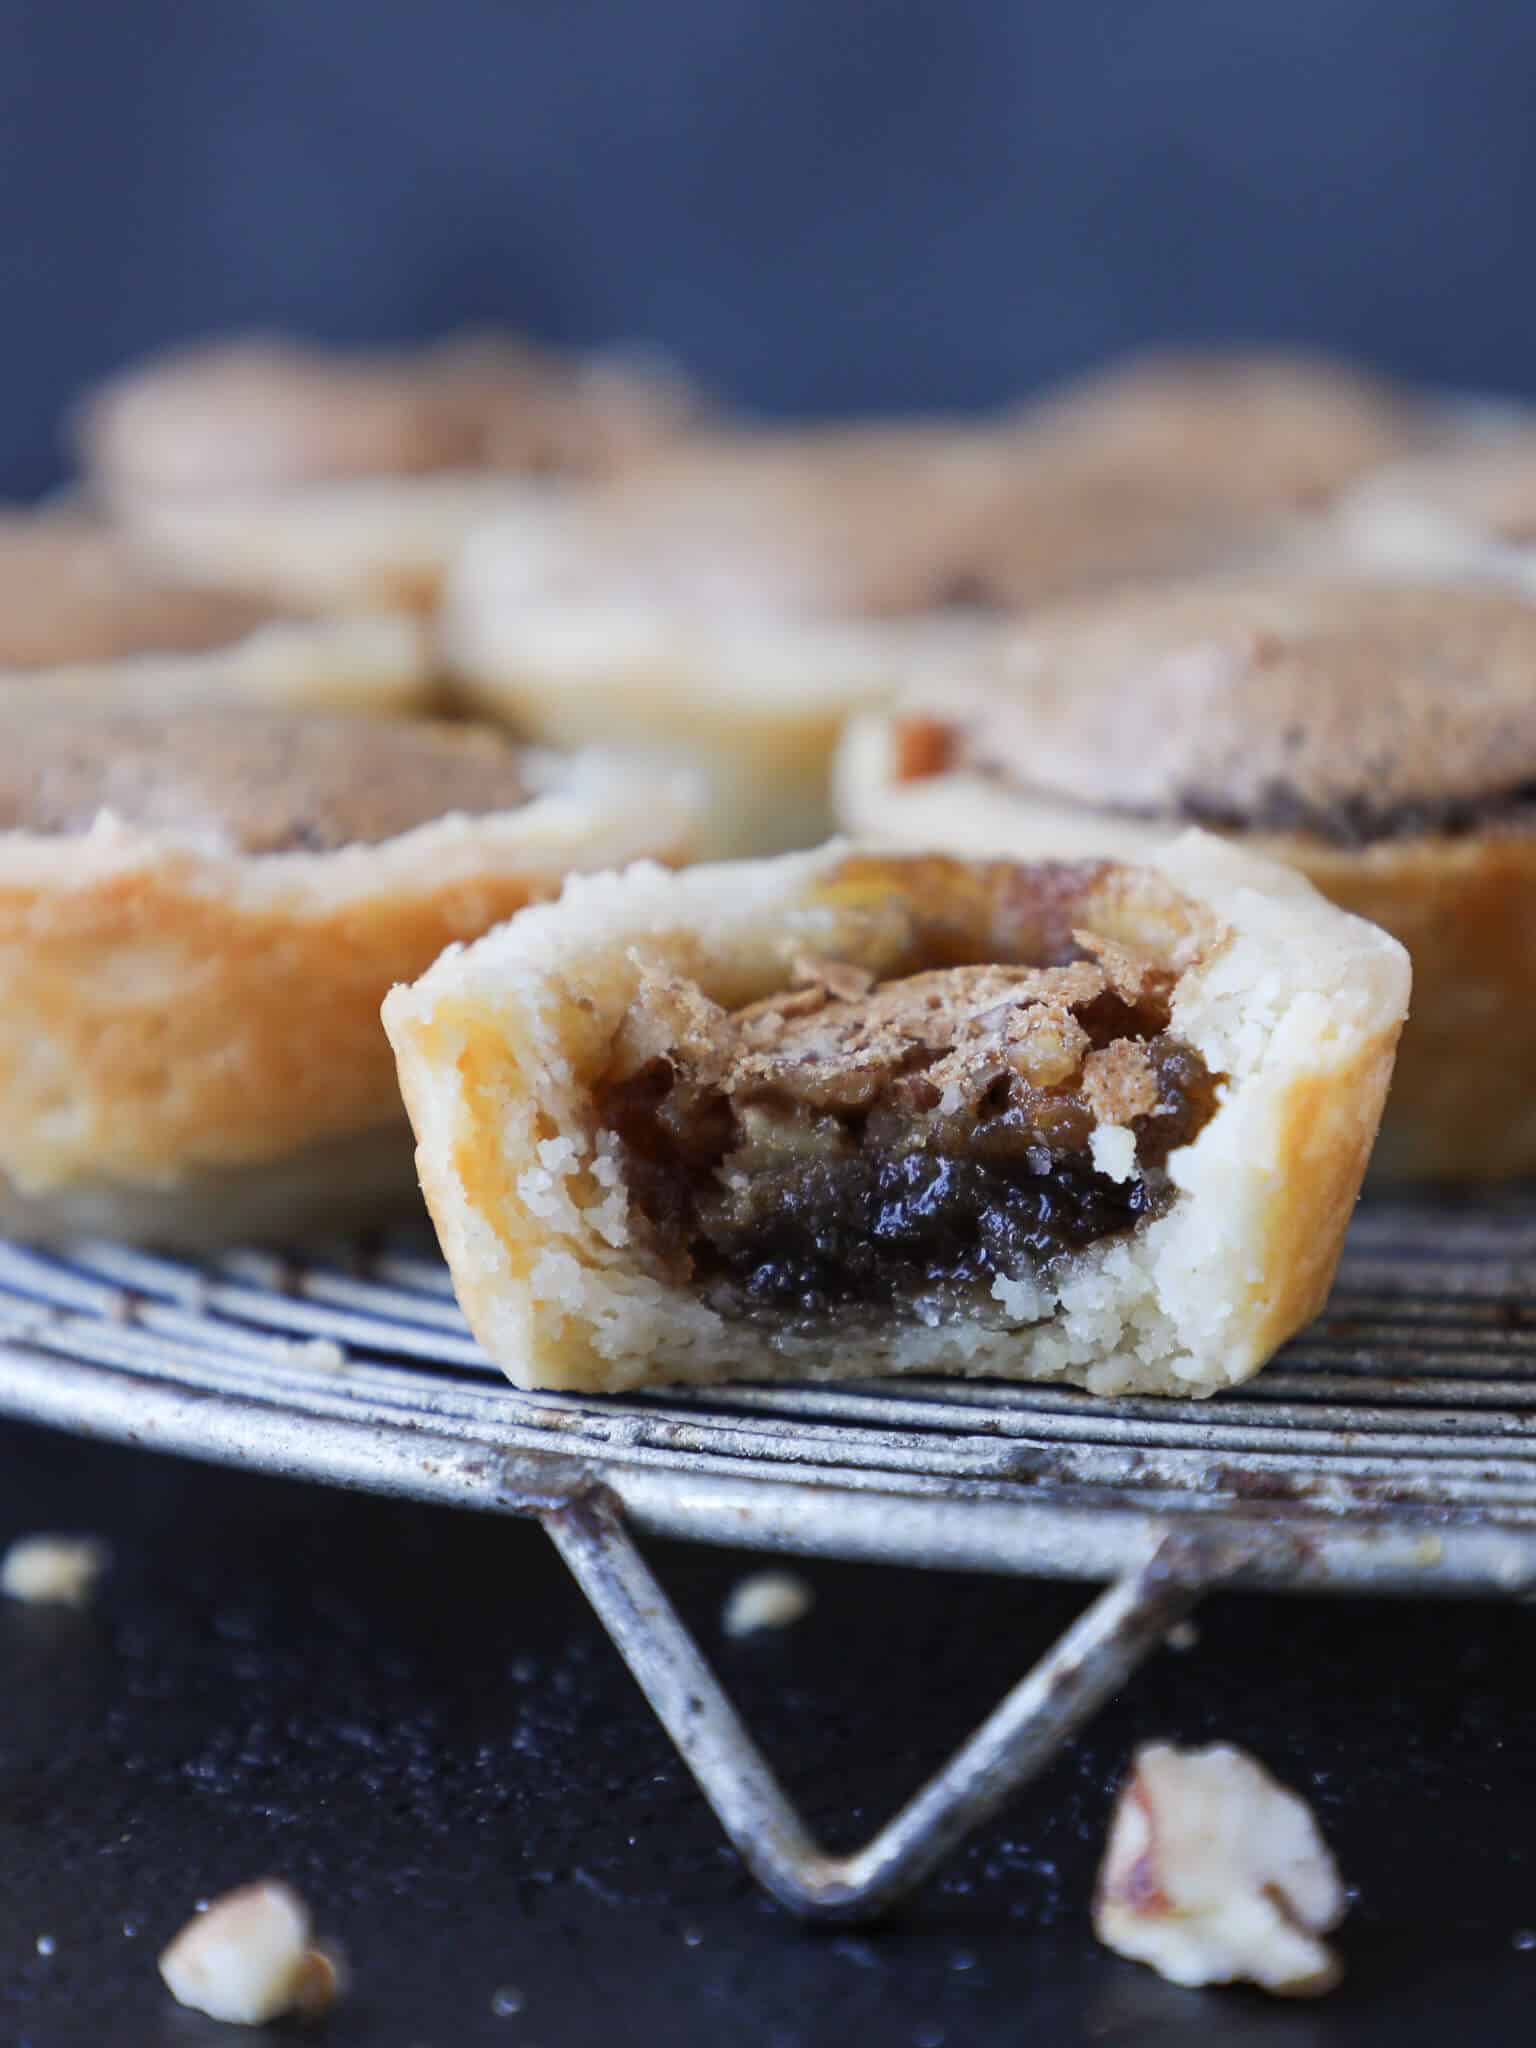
[0,741,700,1245]
[383,838,1407,1396]
[0,610,431,716]
[117,474,566,619]
[0,512,430,712]
[1245,831,1536,1181]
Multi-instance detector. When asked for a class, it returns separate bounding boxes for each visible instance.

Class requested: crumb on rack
[282,1337,348,1371]
[1094,1741,1346,1996]
[158,1880,346,2025]
[722,1570,814,1638]
[1,1532,111,1607]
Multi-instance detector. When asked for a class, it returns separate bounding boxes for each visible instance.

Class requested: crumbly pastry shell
[0,609,432,715]
[114,474,559,617]
[383,835,1407,1396]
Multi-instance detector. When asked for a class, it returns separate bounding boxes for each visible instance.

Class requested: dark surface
[7,0,1536,496]
[3,1417,1535,2047]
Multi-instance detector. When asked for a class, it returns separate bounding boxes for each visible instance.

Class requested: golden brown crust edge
[1266,832,1536,1181]
[0,858,533,1195]
[1247,1026,1405,1352]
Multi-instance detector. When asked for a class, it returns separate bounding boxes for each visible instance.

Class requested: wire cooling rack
[1,1190,1534,1920]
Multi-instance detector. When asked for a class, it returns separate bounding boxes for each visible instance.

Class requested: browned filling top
[598,934,1220,1324]
[893,714,1536,850]
[525,432,1296,626]
[0,704,531,852]
[887,575,1536,849]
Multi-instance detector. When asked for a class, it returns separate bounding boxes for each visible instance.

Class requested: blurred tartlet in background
[69,330,716,615]
[1006,348,1443,509]
[0,510,430,713]
[0,703,700,1248]
[440,350,1452,858]
[839,573,1536,1179]
[1326,423,1536,593]
[441,420,1018,856]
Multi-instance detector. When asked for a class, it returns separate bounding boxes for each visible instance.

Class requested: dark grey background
[4,0,1536,496]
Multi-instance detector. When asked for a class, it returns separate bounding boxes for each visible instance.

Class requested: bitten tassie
[72,330,710,615]
[383,839,1407,1396]
[838,574,1536,1178]
[0,705,699,1246]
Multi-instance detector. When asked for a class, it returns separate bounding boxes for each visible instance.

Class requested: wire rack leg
[543,1490,1207,1923]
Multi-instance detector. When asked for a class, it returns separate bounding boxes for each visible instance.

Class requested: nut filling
[598,936,1221,1327]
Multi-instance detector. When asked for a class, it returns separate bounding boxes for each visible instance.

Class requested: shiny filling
[598,937,1220,1326]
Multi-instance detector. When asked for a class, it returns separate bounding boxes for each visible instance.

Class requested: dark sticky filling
[598,952,1221,1326]
[1168,778,1536,848]
[898,717,1536,850]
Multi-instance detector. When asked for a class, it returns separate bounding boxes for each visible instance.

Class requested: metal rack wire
[1,1191,1533,1919]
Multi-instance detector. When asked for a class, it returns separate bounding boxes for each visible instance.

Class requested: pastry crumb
[1,1532,111,1607]
[1164,1619,1200,1652]
[1081,1038,1160,1124]
[722,1570,814,1638]
[284,1337,348,1371]
[158,1880,345,2026]
[789,952,876,1003]
[1094,1742,1345,1995]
